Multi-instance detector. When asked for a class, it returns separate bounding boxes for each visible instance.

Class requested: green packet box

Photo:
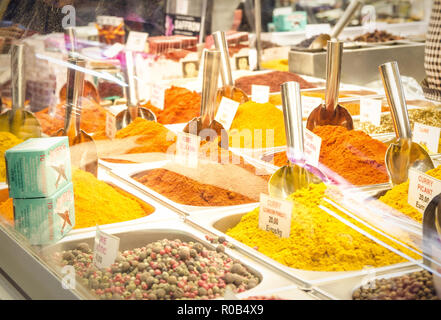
[14,182,75,245]
[5,137,71,199]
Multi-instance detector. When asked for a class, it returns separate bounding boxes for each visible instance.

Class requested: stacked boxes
[5,137,75,245]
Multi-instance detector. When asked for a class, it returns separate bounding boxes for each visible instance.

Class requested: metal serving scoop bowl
[184,50,228,150]
[306,40,353,131]
[269,81,322,199]
[309,0,363,50]
[380,61,434,186]
[115,51,156,130]
[54,57,98,177]
[213,31,249,106]
[0,43,41,140]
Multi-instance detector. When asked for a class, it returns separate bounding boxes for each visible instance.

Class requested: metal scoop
[115,50,156,130]
[0,43,41,140]
[55,57,98,177]
[306,40,353,131]
[269,82,322,199]
[380,61,434,186]
[309,0,363,50]
[183,50,228,150]
[213,31,249,105]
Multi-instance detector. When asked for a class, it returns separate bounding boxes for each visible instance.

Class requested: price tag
[301,96,322,118]
[413,122,441,154]
[175,131,201,169]
[258,193,293,238]
[408,168,441,214]
[103,42,124,58]
[214,97,240,131]
[105,112,117,139]
[360,98,382,127]
[305,24,331,39]
[251,85,270,104]
[93,226,120,269]
[126,31,149,52]
[150,83,166,110]
[304,128,321,167]
[361,5,377,33]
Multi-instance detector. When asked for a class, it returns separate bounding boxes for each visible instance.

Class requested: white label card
[303,128,321,167]
[301,96,322,118]
[259,193,293,238]
[105,112,117,139]
[103,42,124,58]
[251,85,270,104]
[150,83,166,110]
[360,98,382,127]
[408,168,441,214]
[126,31,149,52]
[93,226,120,269]
[305,24,331,39]
[413,122,441,154]
[175,131,201,169]
[215,97,240,131]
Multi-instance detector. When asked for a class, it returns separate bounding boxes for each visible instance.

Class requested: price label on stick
[360,98,382,126]
[413,122,441,154]
[408,168,441,213]
[175,131,200,169]
[304,128,321,167]
[150,83,166,110]
[105,112,117,139]
[126,31,149,52]
[93,226,120,269]
[215,97,240,131]
[251,85,270,103]
[301,96,322,118]
[258,193,293,238]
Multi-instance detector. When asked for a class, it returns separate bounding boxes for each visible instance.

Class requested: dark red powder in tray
[234,71,316,94]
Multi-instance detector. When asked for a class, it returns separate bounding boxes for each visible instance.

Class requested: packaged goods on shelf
[95,16,125,45]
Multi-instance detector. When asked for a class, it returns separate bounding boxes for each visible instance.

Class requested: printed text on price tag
[105,112,117,139]
[151,83,166,110]
[126,31,149,52]
[304,128,321,167]
[360,98,382,126]
[175,132,201,169]
[214,97,240,131]
[93,226,120,269]
[251,85,270,103]
[413,122,441,154]
[259,193,293,238]
[408,168,441,213]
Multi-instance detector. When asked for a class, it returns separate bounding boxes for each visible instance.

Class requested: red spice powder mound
[143,86,201,124]
[234,71,316,95]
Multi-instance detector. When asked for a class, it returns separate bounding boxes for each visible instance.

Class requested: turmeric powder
[229,101,286,148]
[0,132,23,182]
[379,165,441,223]
[0,169,155,229]
[226,183,418,271]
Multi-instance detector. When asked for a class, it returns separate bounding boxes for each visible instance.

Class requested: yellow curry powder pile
[229,101,286,149]
[379,165,441,223]
[0,132,23,182]
[226,183,417,271]
[0,169,154,228]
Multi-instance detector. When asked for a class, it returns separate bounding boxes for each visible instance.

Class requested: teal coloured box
[274,11,307,32]
[14,182,75,245]
[5,137,71,199]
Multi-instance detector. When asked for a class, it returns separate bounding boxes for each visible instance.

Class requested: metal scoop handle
[124,50,139,121]
[325,40,343,112]
[281,81,304,160]
[213,31,233,87]
[74,59,86,135]
[330,0,363,38]
[379,61,412,140]
[254,0,262,71]
[64,57,83,134]
[201,50,221,127]
[11,43,25,112]
[64,27,78,56]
